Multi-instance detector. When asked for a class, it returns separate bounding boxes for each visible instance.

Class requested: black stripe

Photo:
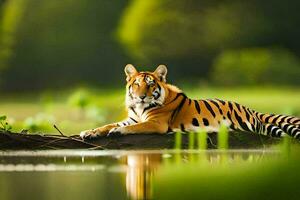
[233,110,250,131]
[291,127,298,137]
[287,124,294,133]
[281,116,288,123]
[170,96,187,122]
[210,100,220,109]
[130,107,137,116]
[247,109,257,130]
[142,103,158,114]
[129,117,138,123]
[194,100,201,114]
[294,119,300,124]
[257,120,261,133]
[227,112,236,130]
[271,127,280,137]
[235,103,242,113]
[277,116,285,124]
[228,102,233,111]
[203,118,209,126]
[251,124,255,132]
[157,84,161,91]
[154,84,161,100]
[188,99,191,105]
[192,118,199,126]
[203,100,216,118]
[216,99,226,105]
[170,93,183,104]
[227,111,232,121]
[180,124,186,132]
[230,124,236,130]
[244,107,250,121]
[277,130,283,137]
[282,123,289,131]
[257,113,264,120]
[271,115,281,124]
[219,109,223,115]
[261,123,266,133]
[264,115,273,123]
[286,116,293,123]
[266,124,273,136]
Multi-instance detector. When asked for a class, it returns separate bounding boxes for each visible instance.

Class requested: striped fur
[80,65,300,139]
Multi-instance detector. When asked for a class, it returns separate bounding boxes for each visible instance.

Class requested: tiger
[80,64,300,139]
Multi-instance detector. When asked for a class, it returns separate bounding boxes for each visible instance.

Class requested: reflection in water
[0,150,278,200]
[122,150,277,200]
[125,154,161,200]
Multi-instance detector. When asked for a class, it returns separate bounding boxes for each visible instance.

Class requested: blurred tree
[118,0,300,84]
[0,0,26,74]
[1,0,300,90]
[0,0,128,91]
[212,48,300,86]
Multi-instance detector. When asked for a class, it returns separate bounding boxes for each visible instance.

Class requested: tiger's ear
[124,64,137,82]
[154,64,168,82]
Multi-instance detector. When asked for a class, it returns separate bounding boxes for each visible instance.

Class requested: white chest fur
[133,104,149,122]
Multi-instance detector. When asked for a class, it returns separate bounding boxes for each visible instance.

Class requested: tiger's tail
[254,112,300,139]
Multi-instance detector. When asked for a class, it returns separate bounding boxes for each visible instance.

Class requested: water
[0,150,279,200]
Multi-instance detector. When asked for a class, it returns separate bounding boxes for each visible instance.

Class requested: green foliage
[154,154,300,200]
[212,48,300,86]
[197,130,207,150]
[0,0,127,91]
[68,89,91,110]
[217,124,229,149]
[0,0,300,90]
[23,113,55,133]
[188,132,195,149]
[155,139,300,200]
[85,105,106,123]
[118,0,266,61]
[174,132,182,149]
[0,0,26,71]
[0,115,12,131]
[117,0,300,81]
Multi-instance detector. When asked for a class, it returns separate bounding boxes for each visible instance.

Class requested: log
[0,130,281,150]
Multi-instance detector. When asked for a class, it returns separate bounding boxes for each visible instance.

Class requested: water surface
[0,149,278,200]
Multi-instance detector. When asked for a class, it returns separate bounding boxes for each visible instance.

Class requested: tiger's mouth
[136,99,150,105]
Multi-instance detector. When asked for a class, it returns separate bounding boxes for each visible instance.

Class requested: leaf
[0,115,7,121]
[6,125,12,131]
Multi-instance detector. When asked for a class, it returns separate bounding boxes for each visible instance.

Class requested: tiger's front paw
[80,129,103,139]
[107,127,124,137]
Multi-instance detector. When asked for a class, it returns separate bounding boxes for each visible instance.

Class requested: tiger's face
[124,64,167,109]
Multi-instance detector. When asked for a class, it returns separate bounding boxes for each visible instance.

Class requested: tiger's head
[124,64,168,109]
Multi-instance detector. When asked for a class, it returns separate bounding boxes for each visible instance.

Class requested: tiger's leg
[80,118,138,139]
[277,122,300,139]
[260,123,287,137]
[108,120,168,135]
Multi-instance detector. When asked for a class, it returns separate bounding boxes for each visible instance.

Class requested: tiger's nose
[139,95,146,100]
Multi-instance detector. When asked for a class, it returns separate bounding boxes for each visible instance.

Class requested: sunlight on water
[0,164,105,172]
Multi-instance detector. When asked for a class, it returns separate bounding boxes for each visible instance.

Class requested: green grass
[155,157,300,200]
[0,87,299,134]
[154,142,300,200]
